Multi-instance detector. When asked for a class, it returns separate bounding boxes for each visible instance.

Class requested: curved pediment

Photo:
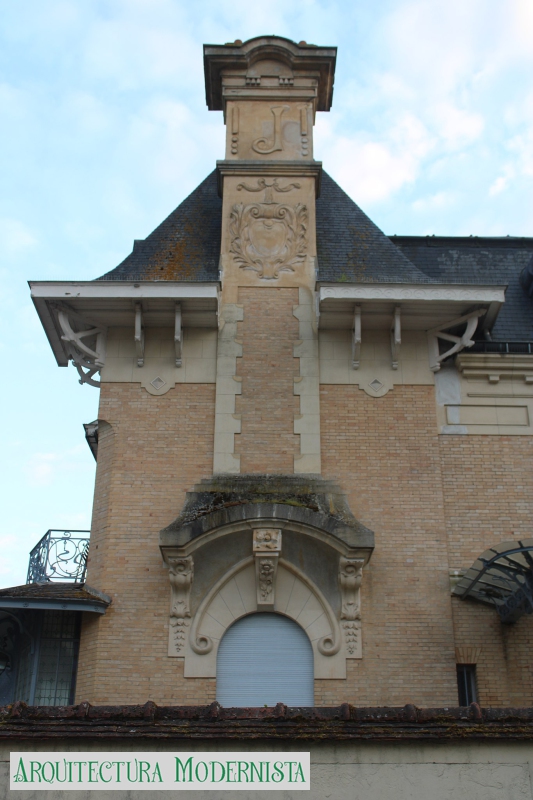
[159,474,374,552]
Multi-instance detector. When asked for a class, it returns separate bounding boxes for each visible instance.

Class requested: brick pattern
[440,435,533,706]
[76,382,215,704]
[234,287,300,473]
[319,385,457,707]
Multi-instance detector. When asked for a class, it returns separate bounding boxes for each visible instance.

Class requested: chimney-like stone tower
[204,37,337,474]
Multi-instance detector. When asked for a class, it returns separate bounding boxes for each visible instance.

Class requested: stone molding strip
[217,160,322,197]
[2,702,533,740]
[160,503,374,550]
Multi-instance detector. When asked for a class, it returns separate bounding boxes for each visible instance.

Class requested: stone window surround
[161,518,371,681]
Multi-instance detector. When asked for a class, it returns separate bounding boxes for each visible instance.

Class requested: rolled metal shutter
[216,613,314,707]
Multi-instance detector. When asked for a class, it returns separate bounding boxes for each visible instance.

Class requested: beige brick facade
[20,36,533,715]
[234,287,300,474]
[77,382,216,703]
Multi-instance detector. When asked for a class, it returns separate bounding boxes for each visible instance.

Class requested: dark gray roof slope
[98,171,221,282]
[96,171,533,341]
[316,172,433,284]
[390,236,533,341]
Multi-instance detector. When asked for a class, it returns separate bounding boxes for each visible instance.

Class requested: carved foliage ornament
[229,179,308,280]
[168,556,194,655]
[253,528,281,608]
[339,557,364,657]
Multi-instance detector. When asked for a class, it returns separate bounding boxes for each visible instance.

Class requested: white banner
[10,752,310,791]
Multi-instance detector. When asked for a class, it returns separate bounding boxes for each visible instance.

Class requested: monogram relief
[252,105,289,154]
[229,179,308,280]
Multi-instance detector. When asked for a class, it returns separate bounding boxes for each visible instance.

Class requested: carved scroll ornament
[168,556,194,655]
[229,178,307,280]
[339,557,364,657]
[253,529,281,609]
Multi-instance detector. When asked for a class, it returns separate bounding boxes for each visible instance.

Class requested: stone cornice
[318,284,506,303]
[456,352,533,383]
[216,160,322,197]
[1,702,533,740]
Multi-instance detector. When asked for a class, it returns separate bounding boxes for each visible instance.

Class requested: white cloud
[412,191,455,212]
[430,104,484,150]
[25,445,94,488]
[316,112,434,204]
[0,219,37,257]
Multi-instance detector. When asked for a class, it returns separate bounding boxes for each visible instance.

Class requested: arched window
[216,613,314,707]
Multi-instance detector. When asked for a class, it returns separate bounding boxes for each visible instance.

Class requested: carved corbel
[174,303,182,367]
[339,557,364,657]
[253,529,282,609]
[352,305,362,369]
[391,306,401,370]
[167,555,194,656]
[428,309,486,372]
[134,303,144,367]
[56,306,107,388]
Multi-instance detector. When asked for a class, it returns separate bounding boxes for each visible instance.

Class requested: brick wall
[319,384,458,706]
[76,382,216,704]
[234,287,300,473]
[440,435,533,706]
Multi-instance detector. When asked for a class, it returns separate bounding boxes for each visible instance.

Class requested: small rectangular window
[457,664,478,706]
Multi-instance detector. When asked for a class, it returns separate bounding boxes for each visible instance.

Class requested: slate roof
[98,171,222,282]
[0,583,111,607]
[97,169,533,340]
[390,236,533,341]
[315,173,434,284]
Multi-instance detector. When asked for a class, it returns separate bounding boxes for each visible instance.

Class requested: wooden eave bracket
[134,303,144,367]
[352,305,361,369]
[56,304,107,388]
[175,303,182,367]
[428,309,486,372]
[391,306,401,370]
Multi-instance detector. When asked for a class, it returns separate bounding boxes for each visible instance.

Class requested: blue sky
[1,0,532,587]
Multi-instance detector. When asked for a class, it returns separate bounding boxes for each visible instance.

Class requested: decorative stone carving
[299,104,310,157]
[183,557,346,679]
[352,305,361,369]
[134,303,144,367]
[253,529,281,609]
[428,309,485,373]
[229,179,307,280]
[167,556,194,655]
[56,305,107,388]
[253,528,282,552]
[339,557,364,658]
[251,105,288,154]
[391,306,401,370]
[230,106,239,155]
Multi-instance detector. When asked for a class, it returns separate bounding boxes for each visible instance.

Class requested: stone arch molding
[163,527,367,680]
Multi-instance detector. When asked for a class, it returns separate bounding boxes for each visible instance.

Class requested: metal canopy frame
[453,539,533,624]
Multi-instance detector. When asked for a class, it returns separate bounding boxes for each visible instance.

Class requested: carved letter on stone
[252,105,289,154]
[230,180,307,280]
[167,556,193,655]
[339,557,364,657]
[253,529,282,609]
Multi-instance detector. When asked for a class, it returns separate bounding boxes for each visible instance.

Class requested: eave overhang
[29,280,220,367]
[0,583,111,615]
[317,283,506,332]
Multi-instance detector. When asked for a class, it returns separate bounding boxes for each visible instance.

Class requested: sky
[1,0,533,588]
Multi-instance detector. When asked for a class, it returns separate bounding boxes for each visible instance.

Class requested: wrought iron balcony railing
[26,530,90,584]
